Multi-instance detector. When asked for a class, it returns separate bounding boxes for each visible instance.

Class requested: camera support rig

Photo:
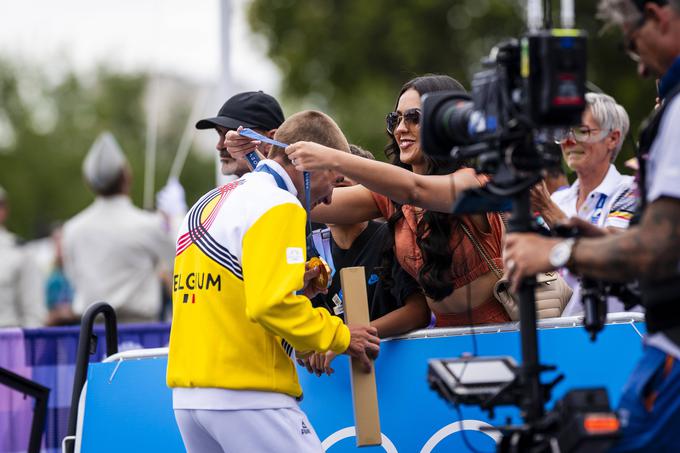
[427,176,621,452]
[424,1,620,451]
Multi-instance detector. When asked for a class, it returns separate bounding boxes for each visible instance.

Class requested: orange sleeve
[370,191,396,219]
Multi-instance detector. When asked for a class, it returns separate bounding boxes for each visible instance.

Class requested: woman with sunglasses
[228,75,509,327]
[531,92,638,317]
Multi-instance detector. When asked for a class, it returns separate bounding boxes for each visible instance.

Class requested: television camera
[423,1,621,451]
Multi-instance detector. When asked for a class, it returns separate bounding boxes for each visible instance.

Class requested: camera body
[421,30,587,177]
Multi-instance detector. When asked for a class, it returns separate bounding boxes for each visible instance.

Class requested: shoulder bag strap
[459,221,503,280]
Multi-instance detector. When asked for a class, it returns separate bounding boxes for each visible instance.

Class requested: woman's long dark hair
[380,75,468,300]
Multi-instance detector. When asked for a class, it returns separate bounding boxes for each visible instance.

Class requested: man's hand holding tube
[344,325,380,373]
[298,325,380,376]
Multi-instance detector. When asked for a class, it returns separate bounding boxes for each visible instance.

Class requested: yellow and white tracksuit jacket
[167,160,350,398]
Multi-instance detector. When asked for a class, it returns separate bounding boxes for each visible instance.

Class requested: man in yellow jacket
[167,110,380,452]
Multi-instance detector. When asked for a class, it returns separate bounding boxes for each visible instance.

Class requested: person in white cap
[61,132,175,323]
[0,185,46,327]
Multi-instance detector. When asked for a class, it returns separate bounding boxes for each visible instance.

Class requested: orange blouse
[370,192,505,289]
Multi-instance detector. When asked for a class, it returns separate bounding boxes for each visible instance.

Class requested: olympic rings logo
[321,420,500,452]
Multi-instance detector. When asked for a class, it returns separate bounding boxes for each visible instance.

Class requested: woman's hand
[285,141,342,172]
[530,180,552,212]
[530,180,567,228]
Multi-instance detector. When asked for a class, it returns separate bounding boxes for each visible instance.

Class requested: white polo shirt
[551,164,636,229]
[554,165,638,317]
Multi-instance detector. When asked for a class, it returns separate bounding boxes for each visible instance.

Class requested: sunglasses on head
[386,108,421,135]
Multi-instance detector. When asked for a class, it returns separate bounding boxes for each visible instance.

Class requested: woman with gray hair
[532,92,637,231]
[532,92,639,317]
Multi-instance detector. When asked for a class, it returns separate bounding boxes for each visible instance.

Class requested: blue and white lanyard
[238,128,289,168]
[239,128,314,246]
[589,193,608,225]
[311,228,336,278]
[253,164,288,191]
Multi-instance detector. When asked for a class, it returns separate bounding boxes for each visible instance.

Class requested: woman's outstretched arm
[286,141,482,213]
[224,129,383,224]
[311,184,382,225]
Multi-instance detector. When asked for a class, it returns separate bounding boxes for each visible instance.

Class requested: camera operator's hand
[504,233,561,293]
[286,141,343,172]
[345,325,380,373]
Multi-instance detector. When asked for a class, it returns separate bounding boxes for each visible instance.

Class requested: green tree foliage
[574,0,657,164]
[249,0,525,159]
[0,59,214,239]
[248,0,656,166]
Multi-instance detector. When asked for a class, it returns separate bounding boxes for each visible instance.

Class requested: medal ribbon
[239,128,314,250]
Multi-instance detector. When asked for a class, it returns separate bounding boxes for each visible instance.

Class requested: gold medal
[307,256,332,290]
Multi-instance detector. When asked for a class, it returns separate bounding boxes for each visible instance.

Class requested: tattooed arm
[570,197,680,281]
[503,197,680,289]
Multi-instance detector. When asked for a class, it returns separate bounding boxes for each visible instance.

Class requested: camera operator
[504,0,680,449]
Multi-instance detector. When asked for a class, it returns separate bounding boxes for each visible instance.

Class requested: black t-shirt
[311,221,421,321]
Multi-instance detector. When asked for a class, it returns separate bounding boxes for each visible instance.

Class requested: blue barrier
[79,351,182,453]
[76,314,644,453]
[0,323,170,453]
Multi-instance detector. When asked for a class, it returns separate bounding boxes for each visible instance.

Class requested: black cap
[196,91,284,131]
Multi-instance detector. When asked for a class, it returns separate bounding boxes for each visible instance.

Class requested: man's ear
[266,128,277,139]
[645,2,669,31]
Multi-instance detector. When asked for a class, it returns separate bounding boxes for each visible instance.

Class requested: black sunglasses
[386,108,421,135]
